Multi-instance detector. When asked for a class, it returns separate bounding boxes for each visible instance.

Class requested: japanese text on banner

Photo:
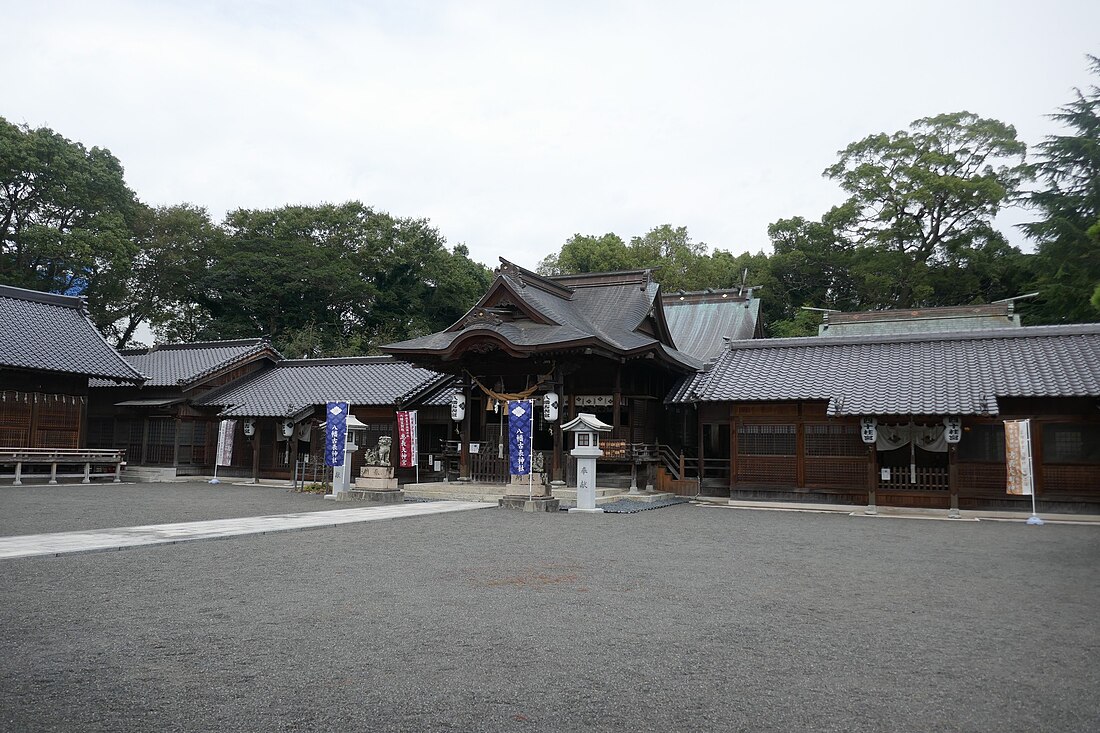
[508,400,533,476]
[397,410,418,468]
[325,402,348,467]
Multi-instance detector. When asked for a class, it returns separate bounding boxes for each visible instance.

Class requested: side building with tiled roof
[668,311,1100,512]
[87,339,282,474]
[192,356,453,482]
[1,284,144,450]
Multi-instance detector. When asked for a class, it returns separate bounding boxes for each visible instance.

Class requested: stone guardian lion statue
[364,436,392,466]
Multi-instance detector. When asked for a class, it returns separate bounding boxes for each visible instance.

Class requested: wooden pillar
[251,425,261,484]
[552,368,563,483]
[172,417,182,468]
[866,445,877,515]
[948,444,960,518]
[140,418,150,466]
[730,411,738,493]
[795,413,805,489]
[696,407,704,487]
[289,423,300,484]
[459,376,471,481]
[612,364,622,432]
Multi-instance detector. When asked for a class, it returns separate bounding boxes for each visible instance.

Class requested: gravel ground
[1,500,1098,732]
[0,482,336,536]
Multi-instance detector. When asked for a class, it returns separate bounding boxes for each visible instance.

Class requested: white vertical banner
[1004,419,1034,496]
[216,419,236,467]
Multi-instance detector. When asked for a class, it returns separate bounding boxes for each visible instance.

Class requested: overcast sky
[5,1,1098,271]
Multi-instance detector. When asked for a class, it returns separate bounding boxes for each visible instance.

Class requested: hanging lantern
[860,417,877,444]
[543,392,559,422]
[450,393,466,422]
[943,416,962,444]
[243,418,257,437]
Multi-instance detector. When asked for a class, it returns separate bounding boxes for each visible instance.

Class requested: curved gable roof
[384,259,701,371]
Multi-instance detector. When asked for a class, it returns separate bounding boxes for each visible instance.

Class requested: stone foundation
[499,495,560,512]
[348,489,405,503]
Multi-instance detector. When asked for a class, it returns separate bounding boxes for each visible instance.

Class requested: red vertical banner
[397,410,418,468]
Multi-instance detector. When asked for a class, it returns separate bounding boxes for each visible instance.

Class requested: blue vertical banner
[325,401,349,467]
[508,400,533,475]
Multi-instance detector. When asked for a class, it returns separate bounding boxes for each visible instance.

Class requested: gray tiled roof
[384,262,702,371]
[101,339,278,387]
[663,294,760,364]
[669,324,1100,416]
[194,357,444,417]
[0,284,145,383]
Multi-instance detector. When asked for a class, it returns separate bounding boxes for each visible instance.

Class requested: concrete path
[0,500,494,560]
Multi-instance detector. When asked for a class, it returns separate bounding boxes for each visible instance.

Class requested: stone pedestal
[499,495,560,512]
[569,455,603,513]
[356,465,398,490]
[508,471,548,495]
[349,465,403,502]
[499,471,558,511]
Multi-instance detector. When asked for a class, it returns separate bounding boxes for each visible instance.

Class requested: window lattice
[804,424,863,457]
[737,424,796,456]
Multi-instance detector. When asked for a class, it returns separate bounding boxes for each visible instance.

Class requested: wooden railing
[878,466,949,492]
[0,448,126,485]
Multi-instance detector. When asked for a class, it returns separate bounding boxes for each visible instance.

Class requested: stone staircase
[400,481,508,503]
[550,485,623,505]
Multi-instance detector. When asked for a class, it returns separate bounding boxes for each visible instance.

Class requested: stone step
[551,486,622,503]
[404,488,506,499]
[123,466,178,482]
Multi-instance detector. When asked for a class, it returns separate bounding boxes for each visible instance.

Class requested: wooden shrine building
[669,306,1100,511]
[1,284,144,450]
[192,356,453,482]
[383,259,762,486]
[87,339,281,475]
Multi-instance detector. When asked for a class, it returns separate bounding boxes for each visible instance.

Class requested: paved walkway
[0,500,494,560]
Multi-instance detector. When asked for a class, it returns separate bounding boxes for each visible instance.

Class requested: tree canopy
[1023,55,1100,323]
[5,57,1100,352]
[0,117,140,328]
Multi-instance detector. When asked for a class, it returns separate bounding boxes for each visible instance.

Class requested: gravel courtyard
[1,483,1098,732]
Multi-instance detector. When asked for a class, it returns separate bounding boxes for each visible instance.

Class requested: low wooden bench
[0,448,126,485]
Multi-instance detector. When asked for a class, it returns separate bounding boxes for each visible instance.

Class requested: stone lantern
[562,412,612,513]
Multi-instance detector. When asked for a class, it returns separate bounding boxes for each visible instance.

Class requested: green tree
[0,117,139,325]
[537,233,631,275]
[824,111,1028,307]
[98,204,223,347]
[195,202,490,356]
[1022,55,1100,323]
[627,224,711,291]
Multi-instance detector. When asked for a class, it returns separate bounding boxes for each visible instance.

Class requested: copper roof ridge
[497,258,575,299]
